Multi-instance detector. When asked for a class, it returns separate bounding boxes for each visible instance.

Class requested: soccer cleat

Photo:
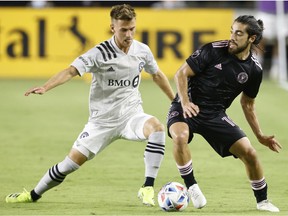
[138,186,155,206]
[188,184,207,209]
[257,200,280,212]
[5,189,33,203]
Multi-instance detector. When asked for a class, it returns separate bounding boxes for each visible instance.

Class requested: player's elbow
[240,94,255,111]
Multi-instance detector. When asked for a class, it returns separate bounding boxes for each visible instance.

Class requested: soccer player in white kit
[5,4,175,207]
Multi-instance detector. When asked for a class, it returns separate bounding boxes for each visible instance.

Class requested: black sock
[177,160,197,188]
[30,190,41,201]
[253,184,268,203]
[182,170,197,188]
[144,177,155,187]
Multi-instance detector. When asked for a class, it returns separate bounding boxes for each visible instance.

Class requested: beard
[228,40,250,55]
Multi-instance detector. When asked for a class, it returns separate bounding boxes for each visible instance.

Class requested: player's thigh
[169,122,190,145]
[229,137,256,160]
[143,117,164,138]
[167,102,193,144]
[121,112,153,140]
[73,122,117,159]
[199,114,246,157]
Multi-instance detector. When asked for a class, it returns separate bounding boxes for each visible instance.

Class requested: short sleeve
[143,45,158,74]
[186,43,214,74]
[244,69,262,98]
[71,48,98,76]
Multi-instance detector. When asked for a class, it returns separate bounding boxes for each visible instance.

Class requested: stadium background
[1,1,281,80]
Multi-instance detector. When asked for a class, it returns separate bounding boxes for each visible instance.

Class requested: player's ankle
[30,190,41,201]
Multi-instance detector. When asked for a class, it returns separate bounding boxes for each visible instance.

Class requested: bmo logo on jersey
[108,75,140,88]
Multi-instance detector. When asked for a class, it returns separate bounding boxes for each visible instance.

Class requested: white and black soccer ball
[158,182,189,212]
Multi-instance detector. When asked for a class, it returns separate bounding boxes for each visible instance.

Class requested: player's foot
[257,200,280,212]
[5,189,33,203]
[138,186,155,206]
[188,184,207,209]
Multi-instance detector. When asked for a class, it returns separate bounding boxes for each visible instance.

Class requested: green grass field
[0,79,287,216]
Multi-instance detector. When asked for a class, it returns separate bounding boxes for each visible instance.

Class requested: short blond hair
[110,4,136,21]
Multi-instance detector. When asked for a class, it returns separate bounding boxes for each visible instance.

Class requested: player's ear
[110,24,114,33]
[249,35,256,43]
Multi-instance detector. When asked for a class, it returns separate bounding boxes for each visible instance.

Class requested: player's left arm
[151,69,175,101]
[24,66,79,96]
[240,92,282,153]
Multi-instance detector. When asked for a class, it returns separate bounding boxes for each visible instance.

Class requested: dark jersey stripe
[96,46,107,62]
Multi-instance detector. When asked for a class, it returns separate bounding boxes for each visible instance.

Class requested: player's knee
[172,130,189,146]
[68,148,88,166]
[242,147,259,166]
[146,117,165,133]
[154,122,165,132]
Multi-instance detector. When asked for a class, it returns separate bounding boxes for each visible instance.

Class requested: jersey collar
[111,36,134,55]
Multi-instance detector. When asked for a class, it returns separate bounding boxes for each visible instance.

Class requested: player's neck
[113,37,131,54]
[235,49,250,60]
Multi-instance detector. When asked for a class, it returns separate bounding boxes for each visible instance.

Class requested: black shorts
[167,102,246,158]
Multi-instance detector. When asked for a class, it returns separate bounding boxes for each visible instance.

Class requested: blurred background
[0,0,287,86]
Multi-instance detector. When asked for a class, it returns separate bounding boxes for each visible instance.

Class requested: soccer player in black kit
[167,15,282,212]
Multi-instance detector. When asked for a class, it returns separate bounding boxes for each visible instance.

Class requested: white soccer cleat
[188,184,207,209]
[257,200,280,212]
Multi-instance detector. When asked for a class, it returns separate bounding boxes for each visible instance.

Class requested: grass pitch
[0,79,287,215]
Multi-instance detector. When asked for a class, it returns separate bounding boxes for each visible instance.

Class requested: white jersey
[71,36,158,125]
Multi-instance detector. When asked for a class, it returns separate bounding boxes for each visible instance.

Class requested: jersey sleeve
[243,67,263,98]
[186,43,215,74]
[143,45,158,74]
[70,47,99,76]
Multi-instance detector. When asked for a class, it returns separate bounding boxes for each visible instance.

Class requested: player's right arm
[24,66,79,96]
[174,62,199,118]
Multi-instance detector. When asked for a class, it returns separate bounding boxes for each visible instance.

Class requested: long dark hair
[234,15,264,51]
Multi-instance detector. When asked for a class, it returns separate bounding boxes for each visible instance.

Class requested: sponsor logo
[78,56,89,66]
[108,79,131,87]
[107,66,115,72]
[108,75,140,88]
[214,63,222,70]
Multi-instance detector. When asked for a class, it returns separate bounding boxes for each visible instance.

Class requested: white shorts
[72,106,153,160]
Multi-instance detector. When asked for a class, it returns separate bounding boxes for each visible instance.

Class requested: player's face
[111,18,136,52]
[228,22,252,56]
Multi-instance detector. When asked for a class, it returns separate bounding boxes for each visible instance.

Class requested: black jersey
[174,40,263,119]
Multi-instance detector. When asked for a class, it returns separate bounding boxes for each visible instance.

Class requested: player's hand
[24,87,46,96]
[181,102,199,118]
[258,135,282,153]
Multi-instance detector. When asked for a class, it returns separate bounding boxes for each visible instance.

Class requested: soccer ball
[158,182,189,211]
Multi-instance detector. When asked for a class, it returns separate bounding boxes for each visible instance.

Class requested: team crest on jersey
[139,62,145,72]
[237,72,248,84]
[191,49,201,58]
[80,132,89,139]
[168,111,180,119]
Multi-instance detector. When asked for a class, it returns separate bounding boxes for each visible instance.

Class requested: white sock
[34,156,79,195]
[144,131,165,178]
